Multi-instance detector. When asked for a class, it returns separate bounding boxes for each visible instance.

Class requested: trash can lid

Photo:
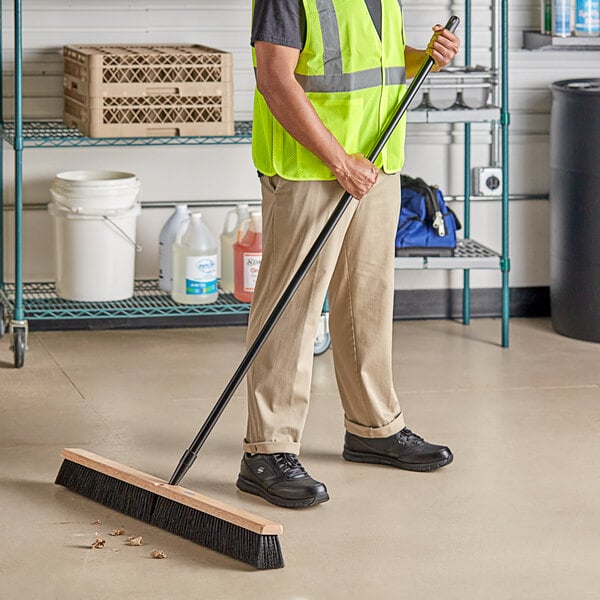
[551,78,600,94]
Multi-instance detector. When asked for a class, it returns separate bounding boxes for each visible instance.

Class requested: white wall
[2,0,599,290]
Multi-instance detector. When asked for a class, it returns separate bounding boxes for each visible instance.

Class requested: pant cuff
[243,440,302,455]
[344,411,405,439]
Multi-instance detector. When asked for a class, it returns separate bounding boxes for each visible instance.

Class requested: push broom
[55,15,459,570]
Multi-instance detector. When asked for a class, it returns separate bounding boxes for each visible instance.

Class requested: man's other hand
[427,25,460,72]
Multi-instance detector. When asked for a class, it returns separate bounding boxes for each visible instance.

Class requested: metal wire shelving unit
[1,0,509,368]
[0,117,256,365]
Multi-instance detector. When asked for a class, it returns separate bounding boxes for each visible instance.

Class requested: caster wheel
[12,327,26,369]
[313,331,331,356]
[314,313,331,356]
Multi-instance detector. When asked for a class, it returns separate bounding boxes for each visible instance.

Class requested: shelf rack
[1,0,510,367]
[1,119,255,148]
[394,239,501,270]
[523,30,600,51]
[0,281,251,320]
[1,105,500,148]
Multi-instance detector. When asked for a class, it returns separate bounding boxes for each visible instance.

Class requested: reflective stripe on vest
[316,0,343,76]
[315,0,405,71]
[295,67,406,93]
[299,0,406,92]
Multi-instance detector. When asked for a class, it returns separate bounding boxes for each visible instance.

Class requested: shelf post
[500,0,510,348]
[13,0,24,322]
[0,0,4,292]
[462,0,472,326]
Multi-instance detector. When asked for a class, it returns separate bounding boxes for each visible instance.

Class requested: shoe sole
[236,476,330,509]
[342,448,454,472]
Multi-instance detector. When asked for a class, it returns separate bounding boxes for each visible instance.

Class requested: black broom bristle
[151,496,284,569]
[55,459,157,523]
[55,459,284,570]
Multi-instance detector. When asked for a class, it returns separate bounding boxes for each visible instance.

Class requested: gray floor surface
[1,317,599,599]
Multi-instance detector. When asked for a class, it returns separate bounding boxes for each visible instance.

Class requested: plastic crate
[62,44,234,137]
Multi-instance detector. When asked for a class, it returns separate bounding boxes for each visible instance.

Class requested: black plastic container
[550,79,600,342]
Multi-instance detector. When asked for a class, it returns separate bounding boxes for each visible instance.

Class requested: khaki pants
[243,172,405,455]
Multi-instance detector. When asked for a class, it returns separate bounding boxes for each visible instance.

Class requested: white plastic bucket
[50,170,140,212]
[49,170,141,302]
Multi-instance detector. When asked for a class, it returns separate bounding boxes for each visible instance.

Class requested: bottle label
[576,0,600,33]
[186,255,218,295]
[554,0,572,35]
[243,253,262,292]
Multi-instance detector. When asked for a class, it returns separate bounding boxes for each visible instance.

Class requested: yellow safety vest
[252,0,407,180]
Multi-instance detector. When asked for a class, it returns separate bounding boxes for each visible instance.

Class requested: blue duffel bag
[395,174,462,257]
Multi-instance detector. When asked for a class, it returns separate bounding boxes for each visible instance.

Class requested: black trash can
[550,79,600,343]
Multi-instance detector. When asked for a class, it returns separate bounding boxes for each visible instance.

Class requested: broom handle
[170,16,460,486]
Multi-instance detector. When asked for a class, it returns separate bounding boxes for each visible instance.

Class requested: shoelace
[274,453,308,478]
[397,427,426,445]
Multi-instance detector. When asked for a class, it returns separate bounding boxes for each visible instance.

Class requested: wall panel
[2,1,599,291]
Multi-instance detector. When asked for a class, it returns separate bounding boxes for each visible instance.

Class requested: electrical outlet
[471,167,503,197]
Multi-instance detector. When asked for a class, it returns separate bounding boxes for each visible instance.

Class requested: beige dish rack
[62,44,234,137]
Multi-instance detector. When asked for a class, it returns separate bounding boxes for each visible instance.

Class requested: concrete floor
[1,317,599,599]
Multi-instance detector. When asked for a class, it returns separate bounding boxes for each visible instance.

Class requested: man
[236,0,460,508]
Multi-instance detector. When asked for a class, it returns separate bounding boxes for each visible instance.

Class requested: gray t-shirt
[251,0,383,50]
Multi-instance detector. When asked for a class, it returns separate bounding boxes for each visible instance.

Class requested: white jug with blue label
[158,203,189,292]
[171,212,219,304]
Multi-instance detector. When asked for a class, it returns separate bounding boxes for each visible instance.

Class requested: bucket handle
[103,216,142,252]
[52,201,139,217]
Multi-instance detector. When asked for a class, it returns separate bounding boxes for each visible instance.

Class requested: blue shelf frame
[461,0,510,348]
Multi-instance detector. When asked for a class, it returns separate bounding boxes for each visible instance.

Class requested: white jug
[158,204,189,292]
[171,213,219,304]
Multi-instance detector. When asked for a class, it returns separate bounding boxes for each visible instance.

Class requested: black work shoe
[236,452,330,508]
[343,427,453,472]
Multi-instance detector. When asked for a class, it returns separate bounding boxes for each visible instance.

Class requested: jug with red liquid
[233,211,262,303]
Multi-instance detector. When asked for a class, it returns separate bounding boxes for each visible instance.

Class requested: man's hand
[427,24,460,71]
[330,153,379,200]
